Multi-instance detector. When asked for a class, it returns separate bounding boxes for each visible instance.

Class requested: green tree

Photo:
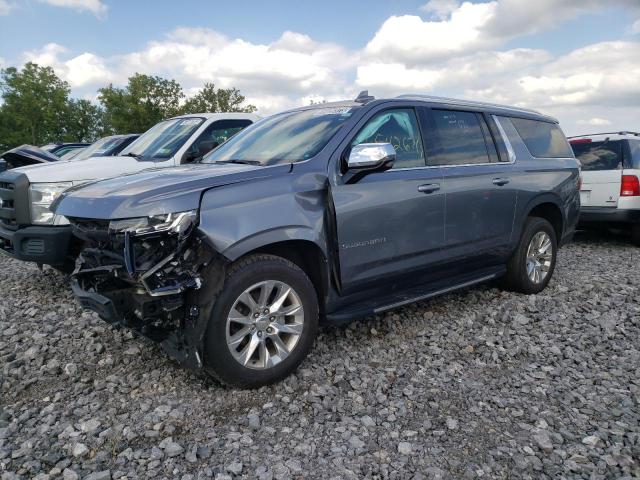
[62,99,105,142]
[0,62,71,150]
[98,73,184,133]
[181,82,256,114]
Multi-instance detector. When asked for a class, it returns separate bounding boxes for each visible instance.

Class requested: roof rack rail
[395,94,544,116]
[567,131,640,139]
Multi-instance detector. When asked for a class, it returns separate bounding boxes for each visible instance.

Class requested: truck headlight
[29,183,73,225]
[109,210,198,236]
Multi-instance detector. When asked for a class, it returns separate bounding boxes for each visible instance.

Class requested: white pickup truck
[0,112,258,270]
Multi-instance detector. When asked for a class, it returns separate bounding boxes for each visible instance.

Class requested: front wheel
[203,254,319,388]
[502,217,557,294]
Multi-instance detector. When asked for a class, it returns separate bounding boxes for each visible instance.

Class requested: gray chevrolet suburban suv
[53,93,580,387]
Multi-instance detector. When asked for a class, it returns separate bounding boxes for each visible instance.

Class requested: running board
[325,267,504,324]
[373,273,497,313]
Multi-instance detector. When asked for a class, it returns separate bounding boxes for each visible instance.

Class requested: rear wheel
[203,254,318,388]
[502,217,557,294]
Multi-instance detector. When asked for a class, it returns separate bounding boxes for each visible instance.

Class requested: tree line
[0,62,257,151]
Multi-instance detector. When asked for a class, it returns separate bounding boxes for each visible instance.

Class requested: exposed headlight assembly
[109,210,198,237]
[29,182,73,225]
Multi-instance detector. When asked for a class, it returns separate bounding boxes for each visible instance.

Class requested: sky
[0,0,639,135]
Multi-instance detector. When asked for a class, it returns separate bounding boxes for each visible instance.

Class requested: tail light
[620,175,640,197]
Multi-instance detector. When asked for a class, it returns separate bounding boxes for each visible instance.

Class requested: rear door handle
[418,183,440,194]
[492,177,510,186]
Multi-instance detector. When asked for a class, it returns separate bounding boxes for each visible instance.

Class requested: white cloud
[577,118,612,126]
[633,19,640,34]
[0,0,13,15]
[367,0,637,65]
[115,28,358,113]
[420,0,460,19]
[37,0,107,18]
[21,29,358,114]
[365,3,498,64]
[24,43,113,88]
[13,0,640,132]
[481,0,638,39]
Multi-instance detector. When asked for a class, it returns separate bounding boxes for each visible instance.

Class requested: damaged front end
[69,211,228,369]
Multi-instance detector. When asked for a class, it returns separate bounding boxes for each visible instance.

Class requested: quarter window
[351,109,425,169]
[426,110,493,166]
[571,140,623,171]
[510,117,573,158]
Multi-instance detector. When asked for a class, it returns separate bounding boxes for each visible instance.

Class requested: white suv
[570,131,640,243]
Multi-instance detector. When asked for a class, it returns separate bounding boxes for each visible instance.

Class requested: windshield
[121,117,204,160]
[71,136,124,161]
[202,106,357,166]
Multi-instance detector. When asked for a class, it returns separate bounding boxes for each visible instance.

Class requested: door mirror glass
[347,143,396,171]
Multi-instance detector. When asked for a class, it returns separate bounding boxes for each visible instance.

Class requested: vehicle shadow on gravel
[572,227,636,247]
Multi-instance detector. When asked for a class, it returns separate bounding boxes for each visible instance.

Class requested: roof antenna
[354,90,375,104]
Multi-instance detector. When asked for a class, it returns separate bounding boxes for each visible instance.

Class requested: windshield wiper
[125,152,151,161]
[216,159,262,166]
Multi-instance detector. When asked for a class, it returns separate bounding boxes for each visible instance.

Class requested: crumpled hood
[12,155,158,183]
[54,163,289,220]
[1,144,59,169]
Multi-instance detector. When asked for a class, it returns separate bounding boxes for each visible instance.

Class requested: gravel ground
[1,231,639,480]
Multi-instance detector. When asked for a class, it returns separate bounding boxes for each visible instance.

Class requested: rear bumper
[0,224,72,265]
[579,207,640,225]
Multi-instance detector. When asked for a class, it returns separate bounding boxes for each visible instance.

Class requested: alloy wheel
[225,280,305,370]
[526,231,553,284]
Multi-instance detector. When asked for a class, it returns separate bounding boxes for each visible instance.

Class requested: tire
[203,254,319,388]
[631,225,640,246]
[502,217,557,294]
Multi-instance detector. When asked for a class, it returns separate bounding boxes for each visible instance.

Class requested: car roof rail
[354,90,375,104]
[395,94,545,116]
[567,131,640,138]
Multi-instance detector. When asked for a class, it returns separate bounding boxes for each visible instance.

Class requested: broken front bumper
[70,226,228,370]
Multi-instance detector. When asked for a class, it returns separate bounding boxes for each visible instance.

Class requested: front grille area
[0,179,17,230]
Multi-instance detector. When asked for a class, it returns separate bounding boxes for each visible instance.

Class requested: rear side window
[570,140,623,171]
[629,140,640,170]
[426,110,493,166]
[510,117,573,158]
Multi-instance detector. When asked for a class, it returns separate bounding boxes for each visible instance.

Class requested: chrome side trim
[373,273,497,314]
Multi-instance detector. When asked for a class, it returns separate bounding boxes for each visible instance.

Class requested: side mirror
[0,160,6,173]
[347,143,395,171]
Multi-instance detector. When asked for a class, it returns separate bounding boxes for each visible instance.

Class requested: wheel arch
[223,230,330,309]
[519,194,565,242]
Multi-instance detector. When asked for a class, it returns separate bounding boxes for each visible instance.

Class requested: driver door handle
[492,177,510,186]
[418,183,440,194]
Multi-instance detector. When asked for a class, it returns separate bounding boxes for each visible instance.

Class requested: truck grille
[0,179,17,230]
